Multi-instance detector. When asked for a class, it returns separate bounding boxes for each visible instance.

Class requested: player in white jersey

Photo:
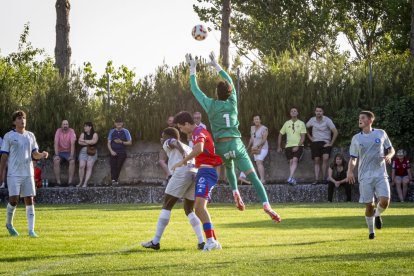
[347,111,395,240]
[0,111,49,237]
[141,127,204,250]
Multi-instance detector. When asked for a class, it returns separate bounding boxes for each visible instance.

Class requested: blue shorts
[58,152,73,163]
[195,168,218,201]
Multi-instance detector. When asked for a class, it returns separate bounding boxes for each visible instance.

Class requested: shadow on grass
[38,205,162,212]
[220,215,414,229]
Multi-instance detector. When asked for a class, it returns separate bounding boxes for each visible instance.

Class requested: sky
[0,0,353,77]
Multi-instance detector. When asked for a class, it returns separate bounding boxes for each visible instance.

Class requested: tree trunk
[411,0,414,58]
[220,0,231,70]
[55,0,71,77]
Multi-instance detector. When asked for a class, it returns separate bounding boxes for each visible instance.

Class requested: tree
[220,0,231,69]
[411,0,414,57]
[55,0,71,77]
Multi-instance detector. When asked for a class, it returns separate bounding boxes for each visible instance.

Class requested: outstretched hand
[185,53,197,75]
[207,51,222,72]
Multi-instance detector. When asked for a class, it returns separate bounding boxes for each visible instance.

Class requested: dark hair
[217,81,232,101]
[162,127,180,140]
[315,106,324,111]
[360,110,375,120]
[174,111,194,125]
[12,110,26,122]
[332,153,347,167]
[84,121,95,135]
[252,114,261,120]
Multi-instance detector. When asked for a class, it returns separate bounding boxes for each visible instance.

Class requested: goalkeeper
[185,52,281,223]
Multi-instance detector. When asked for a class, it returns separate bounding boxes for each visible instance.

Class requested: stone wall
[1,183,413,204]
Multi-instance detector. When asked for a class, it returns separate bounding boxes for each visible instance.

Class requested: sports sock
[225,165,239,192]
[246,172,269,203]
[152,209,171,244]
[26,205,35,232]
[203,222,215,241]
[365,216,375,234]
[374,204,385,217]
[6,203,16,226]
[187,212,204,244]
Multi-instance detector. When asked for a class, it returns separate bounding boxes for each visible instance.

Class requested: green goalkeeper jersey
[190,70,241,141]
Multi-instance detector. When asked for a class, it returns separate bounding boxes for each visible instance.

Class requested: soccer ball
[192,24,208,41]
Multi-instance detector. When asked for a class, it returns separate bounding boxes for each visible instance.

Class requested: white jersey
[163,138,196,173]
[0,130,39,177]
[349,129,392,180]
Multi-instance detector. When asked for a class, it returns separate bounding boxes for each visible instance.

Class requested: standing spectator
[392,149,411,202]
[306,106,338,184]
[0,110,48,237]
[327,153,351,202]
[277,107,307,185]
[107,118,132,185]
[77,122,99,187]
[246,114,269,183]
[53,120,76,186]
[193,111,207,129]
[159,115,175,185]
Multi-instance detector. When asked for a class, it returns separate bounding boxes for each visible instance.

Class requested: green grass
[0,203,413,275]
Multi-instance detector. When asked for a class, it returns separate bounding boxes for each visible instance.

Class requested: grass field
[0,203,413,275]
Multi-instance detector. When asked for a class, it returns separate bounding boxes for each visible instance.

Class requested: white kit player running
[0,111,49,238]
[141,127,205,250]
[347,111,395,240]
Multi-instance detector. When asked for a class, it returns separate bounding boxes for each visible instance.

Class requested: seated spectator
[53,120,77,186]
[327,153,351,202]
[107,118,132,185]
[77,122,99,187]
[392,149,411,202]
[277,107,306,185]
[247,114,269,183]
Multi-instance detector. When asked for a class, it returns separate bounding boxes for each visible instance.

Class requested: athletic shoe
[197,242,205,250]
[28,230,39,238]
[233,191,245,211]
[369,233,376,240]
[263,204,282,223]
[141,240,160,250]
[290,178,297,185]
[375,215,382,229]
[203,240,222,251]
[6,224,19,237]
[287,177,292,184]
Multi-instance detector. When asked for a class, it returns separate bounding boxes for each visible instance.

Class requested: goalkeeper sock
[246,172,269,203]
[225,165,239,193]
[152,209,171,244]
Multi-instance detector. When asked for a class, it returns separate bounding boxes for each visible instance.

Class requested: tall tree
[55,0,71,77]
[220,0,231,69]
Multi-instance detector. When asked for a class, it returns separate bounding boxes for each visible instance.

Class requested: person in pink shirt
[53,120,76,186]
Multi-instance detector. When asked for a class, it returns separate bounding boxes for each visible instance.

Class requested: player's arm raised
[171,142,203,171]
[186,54,212,112]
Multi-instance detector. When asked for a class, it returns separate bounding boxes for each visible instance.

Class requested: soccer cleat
[233,191,245,211]
[6,224,19,237]
[28,230,39,238]
[263,204,282,223]
[369,233,376,240]
[198,242,205,250]
[141,240,160,250]
[202,240,222,251]
[375,215,383,229]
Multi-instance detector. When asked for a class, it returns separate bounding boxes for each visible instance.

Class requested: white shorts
[7,176,36,197]
[165,168,196,200]
[359,176,390,203]
[254,148,268,161]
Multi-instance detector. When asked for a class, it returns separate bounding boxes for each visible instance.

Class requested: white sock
[187,212,204,244]
[207,237,215,242]
[152,209,171,244]
[26,205,35,232]
[6,203,16,226]
[374,204,385,217]
[365,216,375,234]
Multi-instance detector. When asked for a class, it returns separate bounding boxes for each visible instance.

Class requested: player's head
[193,111,202,125]
[216,80,232,101]
[315,106,324,118]
[252,114,262,126]
[162,127,180,142]
[290,107,299,118]
[61,119,69,130]
[359,111,375,129]
[174,111,194,134]
[83,122,95,134]
[334,153,346,166]
[166,115,175,127]
[12,110,26,128]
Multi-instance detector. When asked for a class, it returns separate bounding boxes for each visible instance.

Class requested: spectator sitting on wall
[391,149,411,202]
[328,153,351,202]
